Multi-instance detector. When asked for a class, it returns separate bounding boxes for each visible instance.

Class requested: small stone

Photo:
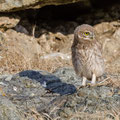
[30,93,35,97]
[0,82,7,86]
[13,86,17,91]
[0,16,20,30]
[5,75,13,81]
[15,25,29,35]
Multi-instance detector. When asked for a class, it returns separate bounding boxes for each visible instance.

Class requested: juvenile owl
[71,24,105,86]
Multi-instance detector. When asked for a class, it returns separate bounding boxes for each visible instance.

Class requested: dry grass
[0,50,71,74]
[23,105,120,120]
[0,29,72,74]
[109,105,120,120]
[67,110,120,120]
[106,75,120,88]
[24,108,61,120]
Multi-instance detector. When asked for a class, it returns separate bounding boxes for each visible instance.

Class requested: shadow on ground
[19,70,76,95]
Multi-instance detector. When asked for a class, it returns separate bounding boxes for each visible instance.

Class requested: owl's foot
[80,74,108,87]
[81,75,96,87]
[81,76,87,86]
[87,77,110,87]
[86,74,96,87]
[91,73,96,85]
[86,74,96,86]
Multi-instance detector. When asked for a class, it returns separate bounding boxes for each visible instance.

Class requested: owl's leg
[82,76,87,86]
[91,73,96,85]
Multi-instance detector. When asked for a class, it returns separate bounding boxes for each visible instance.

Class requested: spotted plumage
[71,24,105,86]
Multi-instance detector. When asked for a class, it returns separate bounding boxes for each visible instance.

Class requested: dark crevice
[1,0,120,37]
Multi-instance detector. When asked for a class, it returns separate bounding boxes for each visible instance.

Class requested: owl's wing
[96,39,103,53]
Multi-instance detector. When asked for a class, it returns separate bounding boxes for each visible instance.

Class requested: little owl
[71,24,105,86]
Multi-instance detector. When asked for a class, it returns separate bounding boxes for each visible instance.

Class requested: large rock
[0,68,120,119]
[94,22,120,73]
[0,0,90,12]
[0,69,76,119]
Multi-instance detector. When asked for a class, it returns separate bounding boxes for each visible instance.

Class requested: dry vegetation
[25,106,120,120]
[0,29,72,74]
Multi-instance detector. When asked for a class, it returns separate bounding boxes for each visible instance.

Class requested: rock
[54,67,82,88]
[94,22,120,73]
[94,22,115,35]
[0,31,5,52]
[0,0,90,12]
[15,25,29,35]
[0,96,24,120]
[0,68,119,119]
[0,16,20,30]
[58,86,120,120]
[113,27,120,39]
[0,69,76,119]
[0,29,42,67]
[0,32,4,41]
[5,75,13,81]
[53,68,120,120]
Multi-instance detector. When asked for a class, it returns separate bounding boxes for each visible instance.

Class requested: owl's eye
[84,32,90,36]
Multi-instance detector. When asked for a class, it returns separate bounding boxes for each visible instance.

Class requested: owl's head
[74,24,96,42]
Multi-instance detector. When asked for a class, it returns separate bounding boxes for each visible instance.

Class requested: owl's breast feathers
[71,40,105,79]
